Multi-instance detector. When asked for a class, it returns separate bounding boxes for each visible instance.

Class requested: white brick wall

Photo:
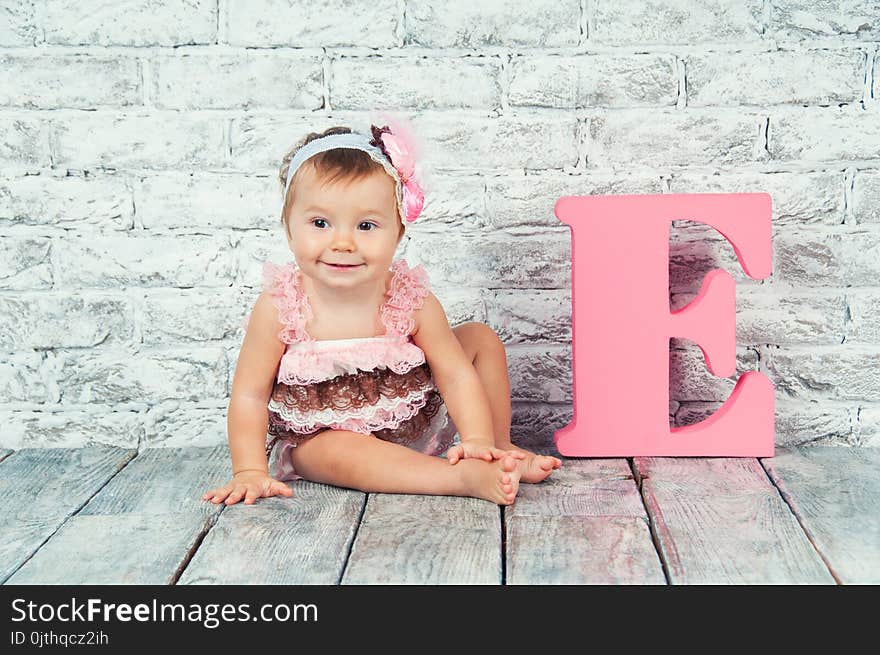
[0,0,878,450]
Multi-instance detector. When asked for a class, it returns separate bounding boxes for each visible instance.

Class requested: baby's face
[286,163,402,290]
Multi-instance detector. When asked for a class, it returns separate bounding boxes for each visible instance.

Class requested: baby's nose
[332,232,355,250]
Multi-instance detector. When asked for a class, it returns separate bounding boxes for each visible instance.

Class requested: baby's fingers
[269,481,294,498]
[446,445,464,465]
[243,486,260,505]
[225,486,247,505]
[203,485,231,504]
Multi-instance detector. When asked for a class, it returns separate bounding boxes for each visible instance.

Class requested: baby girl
[203,115,561,508]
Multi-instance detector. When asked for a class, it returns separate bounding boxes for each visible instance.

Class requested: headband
[283,128,425,225]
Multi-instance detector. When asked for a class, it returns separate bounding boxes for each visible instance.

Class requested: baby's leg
[453,322,562,483]
[290,429,520,505]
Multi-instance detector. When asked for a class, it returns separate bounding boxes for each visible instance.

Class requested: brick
[675,399,855,447]
[486,289,570,344]
[0,173,133,229]
[56,348,227,403]
[0,353,47,403]
[153,52,323,110]
[669,221,763,294]
[52,113,226,170]
[0,54,140,109]
[509,54,677,108]
[410,173,484,231]
[686,49,864,106]
[142,401,227,447]
[0,115,49,167]
[594,0,763,45]
[847,290,880,342]
[738,288,846,347]
[135,173,278,230]
[510,402,571,454]
[769,106,880,162]
[0,237,51,290]
[332,56,502,110]
[0,409,142,449]
[39,0,217,46]
[434,288,488,326]
[857,405,880,446]
[53,235,235,288]
[672,287,846,345]
[406,0,579,48]
[875,51,880,102]
[765,346,880,401]
[668,170,845,228]
[774,399,857,446]
[851,169,880,224]
[774,229,880,286]
[141,288,253,345]
[226,0,398,48]
[0,1,37,46]
[405,233,570,289]
[486,171,663,231]
[414,111,579,170]
[0,293,133,350]
[507,344,571,402]
[669,344,759,402]
[588,109,761,168]
[768,0,880,40]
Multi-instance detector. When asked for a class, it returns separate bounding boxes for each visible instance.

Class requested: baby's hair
[278,126,406,241]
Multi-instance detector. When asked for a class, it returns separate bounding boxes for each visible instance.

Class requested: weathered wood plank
[6,446,229,584]
[507,458,666,584]
[342,494,500,584]
[80,445,231,516]
[762,446,880,584]
[178,481,364,585]
[0,446,136,584]
[634,457,836,584]
[6,513,212,585]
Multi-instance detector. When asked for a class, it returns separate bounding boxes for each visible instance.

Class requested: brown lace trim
[265,388,445,457]
[270,362,434,414]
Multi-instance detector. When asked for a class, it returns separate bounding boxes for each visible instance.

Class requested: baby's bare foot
[457,454,521,505]
[506,444,562,484]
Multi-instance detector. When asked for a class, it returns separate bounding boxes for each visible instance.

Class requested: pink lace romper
[252,257,460,482]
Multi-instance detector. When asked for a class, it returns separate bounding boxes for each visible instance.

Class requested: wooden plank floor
[1,445,877,584]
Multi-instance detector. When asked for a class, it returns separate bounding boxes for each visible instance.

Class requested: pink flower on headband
[370,115,425,223]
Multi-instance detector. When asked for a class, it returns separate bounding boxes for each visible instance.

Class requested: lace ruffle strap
[261,261,313,345]
[381,259,431,338]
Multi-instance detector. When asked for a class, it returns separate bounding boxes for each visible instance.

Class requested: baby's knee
[458,321,505,351]
[472,322,506,354]
[291,429,369,475]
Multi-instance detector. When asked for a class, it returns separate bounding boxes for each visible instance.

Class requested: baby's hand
[446,438,527,465]
[202,470,294,506]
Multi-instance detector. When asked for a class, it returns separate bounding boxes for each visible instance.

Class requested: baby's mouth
[322,262,363,268]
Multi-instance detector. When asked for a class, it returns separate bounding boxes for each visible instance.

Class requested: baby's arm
[202,292,293,505]
[412,293,522,463]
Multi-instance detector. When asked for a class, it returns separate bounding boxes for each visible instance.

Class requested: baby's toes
[538,455,559,470]
[503,456,521,492]
[500,454,518,474]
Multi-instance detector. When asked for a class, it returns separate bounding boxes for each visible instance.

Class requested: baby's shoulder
[246,290,289,346]
[409,290,445,339]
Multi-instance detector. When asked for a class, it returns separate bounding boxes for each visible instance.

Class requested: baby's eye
[311,218,328,228]
[358,221,377,231]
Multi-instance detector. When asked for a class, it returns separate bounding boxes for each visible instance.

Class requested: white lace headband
[283,128,425,226]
